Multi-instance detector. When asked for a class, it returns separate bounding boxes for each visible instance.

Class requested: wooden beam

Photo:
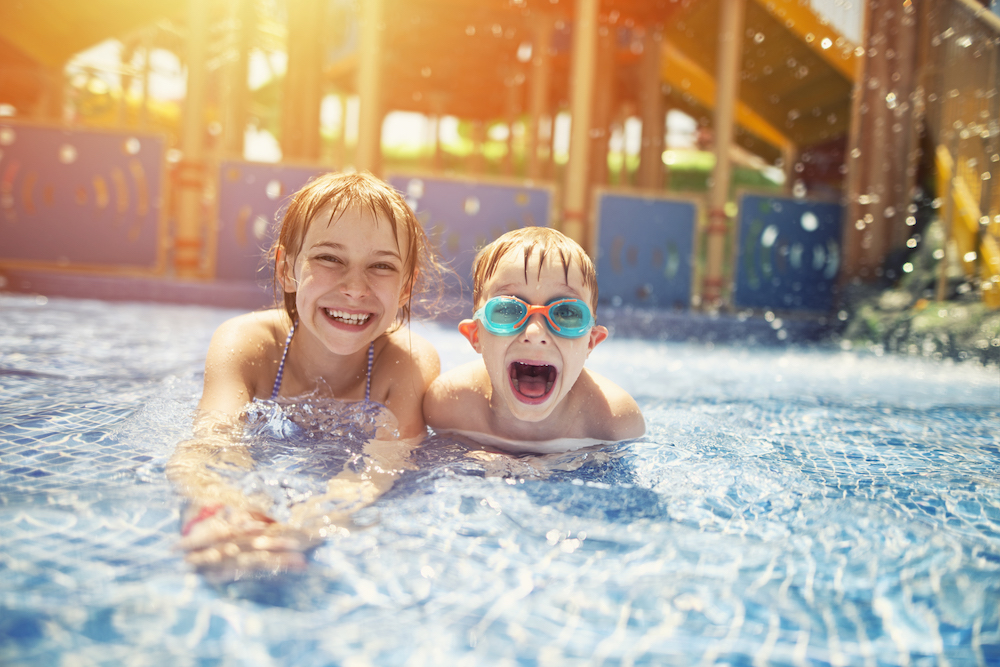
[749,0,858,82]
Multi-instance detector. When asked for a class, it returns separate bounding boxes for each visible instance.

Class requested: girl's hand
[178,505,321,580]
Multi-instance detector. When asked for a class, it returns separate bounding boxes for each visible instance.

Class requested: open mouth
[508,361,556,402]
[323,308,372,327]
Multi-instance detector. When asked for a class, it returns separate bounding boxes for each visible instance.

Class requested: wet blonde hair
[470,227,599,311]
[270,171,444,326]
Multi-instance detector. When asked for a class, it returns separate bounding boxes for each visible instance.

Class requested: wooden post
[528,15,554,181]
[590,25,616,188]
[175,0,210,278]
[223,0,254,159]
[139,29,152,130]
[638,28,664,190]
[356,0,385,174]
[842,0,921,283]
[281,0,323,162]
[703,0,745,309]
[563,0,599,248]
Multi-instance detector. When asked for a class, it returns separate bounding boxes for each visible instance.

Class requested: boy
[423,227,645,453]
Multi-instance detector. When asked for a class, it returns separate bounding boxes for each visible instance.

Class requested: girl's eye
[371,262,398,271]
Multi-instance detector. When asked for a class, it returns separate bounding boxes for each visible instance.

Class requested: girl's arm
[167,313,317,576]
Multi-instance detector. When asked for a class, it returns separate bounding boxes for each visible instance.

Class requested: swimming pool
[2,293,998,665]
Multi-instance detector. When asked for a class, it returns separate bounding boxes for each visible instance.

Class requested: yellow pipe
[661,42,793,155]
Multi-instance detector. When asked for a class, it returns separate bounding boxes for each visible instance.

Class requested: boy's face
[459,249,608,425]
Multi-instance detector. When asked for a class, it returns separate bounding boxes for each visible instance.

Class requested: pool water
[1,293,999,666]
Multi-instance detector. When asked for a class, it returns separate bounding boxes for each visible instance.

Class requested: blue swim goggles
[472,296,594,338]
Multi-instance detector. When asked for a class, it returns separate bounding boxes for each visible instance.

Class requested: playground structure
[0,0,998,313]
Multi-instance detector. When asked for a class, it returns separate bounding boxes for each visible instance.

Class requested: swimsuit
[269,320,376,402]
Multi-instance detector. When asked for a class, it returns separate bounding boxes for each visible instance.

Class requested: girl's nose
[340,267,370,298]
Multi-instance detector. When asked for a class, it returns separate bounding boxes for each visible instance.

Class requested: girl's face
[280,205,410,356]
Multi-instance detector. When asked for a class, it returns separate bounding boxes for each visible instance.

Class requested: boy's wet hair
[269,171,445,327]
[470,227,599,310]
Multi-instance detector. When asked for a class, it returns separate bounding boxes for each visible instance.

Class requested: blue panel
[215,161,327,281]
[733,194,842,312]
[386,174,552,289]
[594,192,698,309]
[0,122,166,270]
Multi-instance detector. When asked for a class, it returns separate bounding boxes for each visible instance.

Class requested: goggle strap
[512,303,563,333]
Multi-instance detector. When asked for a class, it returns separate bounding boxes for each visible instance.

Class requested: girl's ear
[275,246,296,293]
[398,267,418,308]
[458,319,482,352]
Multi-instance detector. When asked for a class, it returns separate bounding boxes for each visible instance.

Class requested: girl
[168,171,444,577]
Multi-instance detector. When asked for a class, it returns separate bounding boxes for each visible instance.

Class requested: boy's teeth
[509,362,555,398]
[325,309,370,325]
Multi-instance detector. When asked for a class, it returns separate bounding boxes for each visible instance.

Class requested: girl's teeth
[325,309,370,325]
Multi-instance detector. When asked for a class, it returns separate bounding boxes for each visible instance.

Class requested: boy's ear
[587,324,609,353]
[458,319,482,352]
[275,246,296,293]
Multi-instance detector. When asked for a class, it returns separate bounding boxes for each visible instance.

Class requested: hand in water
[178,505,322,581]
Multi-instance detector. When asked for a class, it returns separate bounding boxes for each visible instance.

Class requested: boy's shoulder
[573,369,646,441]
[423,360,491,431]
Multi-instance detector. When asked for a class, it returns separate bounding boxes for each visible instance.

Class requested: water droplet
[761,225,779,248]
[59,144,77,164]
[265,179,283,200]
[800,211,819,232]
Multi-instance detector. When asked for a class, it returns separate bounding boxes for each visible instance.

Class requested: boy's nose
[521,313,549,343]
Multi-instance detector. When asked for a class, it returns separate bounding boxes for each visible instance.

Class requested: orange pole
[528,15,554,181]
[638,29,664,190]
[563,0,599,248]
[356,0,385,174]
[175,0,210,278]
[703,0,745,309]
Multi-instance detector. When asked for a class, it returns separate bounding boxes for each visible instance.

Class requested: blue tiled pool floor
[2,293,999,666]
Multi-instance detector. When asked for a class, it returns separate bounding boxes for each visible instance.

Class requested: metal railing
[924,0,1000,307]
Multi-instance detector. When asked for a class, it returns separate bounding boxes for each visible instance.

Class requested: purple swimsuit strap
[269,320,375,402]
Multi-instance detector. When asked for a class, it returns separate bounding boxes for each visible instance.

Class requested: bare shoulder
[377,327,441,386]
[423,360,491,431]
[577,369,646,441]
[200,309,288,416]
[209,309,286,355]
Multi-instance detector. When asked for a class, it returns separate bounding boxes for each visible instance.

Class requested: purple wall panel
[0,121,166,270]
[214,160,328,282]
